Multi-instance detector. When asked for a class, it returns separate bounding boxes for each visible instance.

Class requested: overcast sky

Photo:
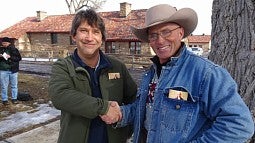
[0,0,213,35]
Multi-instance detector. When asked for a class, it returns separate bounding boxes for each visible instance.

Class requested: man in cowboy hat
[101,4,254,143]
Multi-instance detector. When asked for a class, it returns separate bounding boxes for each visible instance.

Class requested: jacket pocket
[159,87,198,141]
[106,77,124,102]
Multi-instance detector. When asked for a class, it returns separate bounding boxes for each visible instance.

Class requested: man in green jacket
[48,9,137,143]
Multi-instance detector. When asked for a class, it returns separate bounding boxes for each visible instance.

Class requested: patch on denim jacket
[166,87,194,102]
[168,89,188,101]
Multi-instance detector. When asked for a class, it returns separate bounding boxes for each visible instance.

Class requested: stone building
[0,2,210,67]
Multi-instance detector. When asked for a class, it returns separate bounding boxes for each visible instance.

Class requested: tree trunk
[209,0,255,142]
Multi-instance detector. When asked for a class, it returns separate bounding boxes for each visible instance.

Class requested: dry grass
[18,72,50,103]
[0,72,50,117]
[0,72,51,139]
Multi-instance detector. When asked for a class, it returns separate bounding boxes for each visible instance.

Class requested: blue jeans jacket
[120,46,254,143]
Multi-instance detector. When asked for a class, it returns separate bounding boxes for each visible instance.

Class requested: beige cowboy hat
[131,4,198,42]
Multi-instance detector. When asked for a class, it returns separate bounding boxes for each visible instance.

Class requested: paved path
[0,120,60,143]
[19,61,146,84]
[19,61,52,75]
[1,119,133,143]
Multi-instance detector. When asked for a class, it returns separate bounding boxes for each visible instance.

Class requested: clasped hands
[100,101,122,124]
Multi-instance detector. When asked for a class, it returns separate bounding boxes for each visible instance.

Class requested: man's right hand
[100,101,122,124]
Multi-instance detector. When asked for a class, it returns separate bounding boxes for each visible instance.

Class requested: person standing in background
[48,9,137,143]
[0,37,22,105]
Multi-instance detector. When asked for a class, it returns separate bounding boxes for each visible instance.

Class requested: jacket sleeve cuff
[98,100,109,115]
[112,106,127,128]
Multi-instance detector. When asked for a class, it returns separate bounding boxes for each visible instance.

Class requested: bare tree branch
[65,0,106,14]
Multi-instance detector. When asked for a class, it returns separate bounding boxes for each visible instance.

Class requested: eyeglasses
[148,26,180,42]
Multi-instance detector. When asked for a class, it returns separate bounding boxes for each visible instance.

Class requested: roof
[187,35,211,43]
[0,10,146,41]
[0,9,210,42]
[101,9,146,41]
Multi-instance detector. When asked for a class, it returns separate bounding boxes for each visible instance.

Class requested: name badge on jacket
[108,73,120,80]
[168,89,188,101]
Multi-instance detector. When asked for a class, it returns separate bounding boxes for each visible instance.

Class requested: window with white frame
[130,42,141,54]
[105,42,116,53]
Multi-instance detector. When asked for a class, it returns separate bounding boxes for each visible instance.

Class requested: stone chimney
[36,11,47,21]
[119,2,131,17]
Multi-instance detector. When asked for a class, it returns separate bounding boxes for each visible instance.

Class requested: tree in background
[65,0,106,14]
[209,0,255,142]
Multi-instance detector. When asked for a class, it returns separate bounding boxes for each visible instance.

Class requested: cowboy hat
[131,4,198,42]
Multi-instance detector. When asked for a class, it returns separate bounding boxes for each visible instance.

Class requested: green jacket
[49,55,137,143]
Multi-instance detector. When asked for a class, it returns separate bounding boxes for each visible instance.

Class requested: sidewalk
[0,120,59,143]
[1,120,133,143]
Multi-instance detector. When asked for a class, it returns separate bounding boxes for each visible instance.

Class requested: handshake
[100,101,122,124]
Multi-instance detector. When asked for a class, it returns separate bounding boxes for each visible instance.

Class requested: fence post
[132,53,134,69]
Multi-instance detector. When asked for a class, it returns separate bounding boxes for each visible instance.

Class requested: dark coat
[49,55,137,143]
[0,45,22,73]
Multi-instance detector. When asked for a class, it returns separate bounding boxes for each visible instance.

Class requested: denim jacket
[120,45,254,143]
